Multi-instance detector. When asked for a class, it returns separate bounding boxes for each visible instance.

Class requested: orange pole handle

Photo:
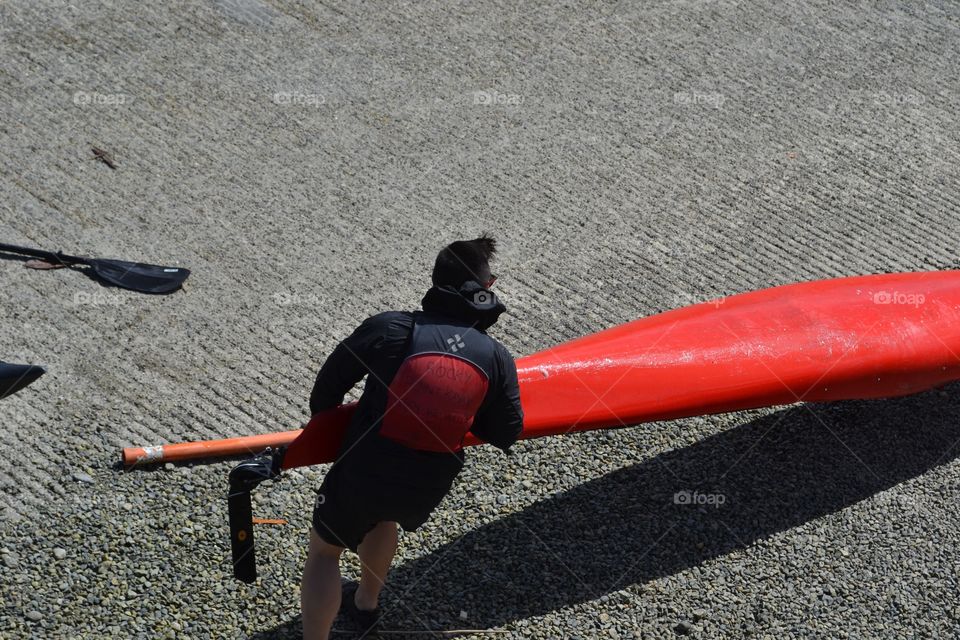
[121,429,303,467]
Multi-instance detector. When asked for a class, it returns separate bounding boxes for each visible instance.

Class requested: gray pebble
[674,621,695,635]
[72,472,94,484]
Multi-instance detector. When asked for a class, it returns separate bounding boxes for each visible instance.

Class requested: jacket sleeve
[309,312,411,414]
[470,343,524,452]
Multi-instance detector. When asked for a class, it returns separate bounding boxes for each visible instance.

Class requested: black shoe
[341,581,382,637]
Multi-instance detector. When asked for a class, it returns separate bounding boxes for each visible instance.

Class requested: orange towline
[123,271,960,468]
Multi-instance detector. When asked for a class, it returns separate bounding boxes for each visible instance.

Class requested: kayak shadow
[252,387,960,637]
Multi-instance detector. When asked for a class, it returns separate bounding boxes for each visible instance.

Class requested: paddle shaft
[0,243,88,266]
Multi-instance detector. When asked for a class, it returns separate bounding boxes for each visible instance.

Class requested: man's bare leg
[301,529,345,640]
[355,521,398,610]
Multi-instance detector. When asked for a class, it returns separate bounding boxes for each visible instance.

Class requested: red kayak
[122,270,960,468]
[279,270,960,467]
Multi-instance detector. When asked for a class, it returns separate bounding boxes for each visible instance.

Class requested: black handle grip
[228,484,257,583]
[0,243,85,265]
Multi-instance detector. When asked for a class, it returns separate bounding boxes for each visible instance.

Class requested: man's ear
[476,263,492,284]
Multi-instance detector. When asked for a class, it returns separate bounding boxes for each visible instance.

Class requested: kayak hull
[122,270,960,467]
[281,270,960,468]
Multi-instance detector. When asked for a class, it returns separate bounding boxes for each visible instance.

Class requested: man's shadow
[253,388,960,637]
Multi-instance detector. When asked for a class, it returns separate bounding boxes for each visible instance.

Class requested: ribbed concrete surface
[1,0,960,635]
[3,0,958,514]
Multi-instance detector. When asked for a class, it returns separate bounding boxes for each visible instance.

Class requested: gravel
[3,0,960,638]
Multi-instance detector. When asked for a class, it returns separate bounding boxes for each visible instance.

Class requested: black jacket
[310,280,523,487]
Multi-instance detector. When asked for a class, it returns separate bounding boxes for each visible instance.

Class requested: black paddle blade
[227,451,285,583]
[229,485,257,583]
[0,362,45,399]
[89,258,190,294]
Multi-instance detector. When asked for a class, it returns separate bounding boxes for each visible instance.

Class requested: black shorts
[311,437,464,551]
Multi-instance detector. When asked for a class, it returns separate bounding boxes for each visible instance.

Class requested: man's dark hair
[432,234,497,287]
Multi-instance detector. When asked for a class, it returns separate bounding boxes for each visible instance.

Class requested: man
[301,235,524,639]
